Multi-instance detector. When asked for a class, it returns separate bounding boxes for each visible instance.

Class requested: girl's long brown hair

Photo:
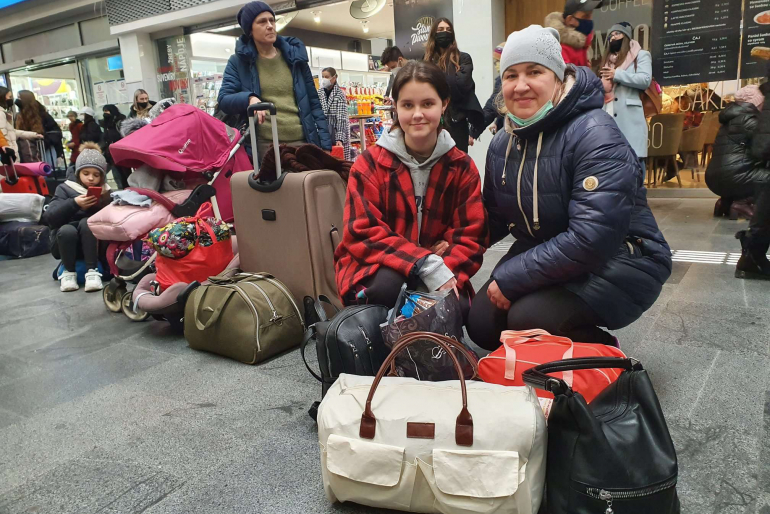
[15,90,44,134]
[424,17,461,73]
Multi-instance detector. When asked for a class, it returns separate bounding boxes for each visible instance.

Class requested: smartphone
[87,187,102,199]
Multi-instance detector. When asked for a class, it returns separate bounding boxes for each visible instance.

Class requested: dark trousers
[110,165,132,190]
[54,218,98,272]
[467,279,615,351]
[447,120,469,154]
[345,266,470,322]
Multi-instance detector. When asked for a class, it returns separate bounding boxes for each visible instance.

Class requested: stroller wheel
[103,283,127,313]
[121,291,150,322]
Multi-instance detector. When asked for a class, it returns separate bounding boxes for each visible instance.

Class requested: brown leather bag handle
[386,335,479,380]
[359,332,474,446]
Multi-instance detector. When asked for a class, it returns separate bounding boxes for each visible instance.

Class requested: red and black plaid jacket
[334,144,488,302]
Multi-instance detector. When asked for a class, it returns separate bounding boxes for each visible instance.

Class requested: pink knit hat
[735,85,764,110]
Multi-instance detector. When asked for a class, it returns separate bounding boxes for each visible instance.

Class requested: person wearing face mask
[129,89,156,119]
[317,67,351,160]
[15,90,62,165]
[598,22,652,172]
[466,25,671,351]
[381,46,408,102]
[101,104,129,188]
[545,0,603,67]
[77,107,102,146]
[0,86,41,162]
[424,18,485,153]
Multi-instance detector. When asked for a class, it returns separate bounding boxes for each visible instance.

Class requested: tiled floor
[0,198,768,513]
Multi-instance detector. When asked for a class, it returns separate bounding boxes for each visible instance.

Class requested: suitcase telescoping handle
[1,148,18,185]
[247,102,284,193]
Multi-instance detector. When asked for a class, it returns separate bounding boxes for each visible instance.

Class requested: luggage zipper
[586,477,678,513]
[231,285,261,352]
[243,282,282,324]
[357,325,377,372]
[262,277,304,328]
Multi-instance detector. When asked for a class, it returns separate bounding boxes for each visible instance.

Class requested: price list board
[741,0,770,78]
[652,0,742,86]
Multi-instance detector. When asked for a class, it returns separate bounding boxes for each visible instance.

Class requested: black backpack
[301,296,388,420]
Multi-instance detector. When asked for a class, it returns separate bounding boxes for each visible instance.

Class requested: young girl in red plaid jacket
[334,61,488,314]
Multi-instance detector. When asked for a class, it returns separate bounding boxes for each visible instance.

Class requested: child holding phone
[43,142,111,292]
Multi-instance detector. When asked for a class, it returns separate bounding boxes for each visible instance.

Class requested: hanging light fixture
[312,11,321,23]
[361,20,369,33]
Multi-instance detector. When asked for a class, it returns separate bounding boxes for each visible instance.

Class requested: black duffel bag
[523,357,680,514]
[301,295,389,420]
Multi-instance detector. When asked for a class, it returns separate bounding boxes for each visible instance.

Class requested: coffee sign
[394,0,454,60]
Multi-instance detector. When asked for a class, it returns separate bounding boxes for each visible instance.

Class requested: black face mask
[5,98,13,109]
[137,102,149,109]
[103,113,112,121]
[609,39,623,53]
[14,99,22,110]
[435,31,454,48]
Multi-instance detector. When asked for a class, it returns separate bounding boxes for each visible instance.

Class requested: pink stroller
[102,104,251,325]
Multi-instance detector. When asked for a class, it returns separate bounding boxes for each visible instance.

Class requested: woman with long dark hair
[423,17,484,153]
[0,86,41,162]
[101,104,130,188]
[15,90,62,164]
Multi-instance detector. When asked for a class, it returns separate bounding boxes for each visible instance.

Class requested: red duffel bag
[478,329,627,403]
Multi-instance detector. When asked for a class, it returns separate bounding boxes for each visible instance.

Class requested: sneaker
[84,269,104,292]
[59,271,79,292]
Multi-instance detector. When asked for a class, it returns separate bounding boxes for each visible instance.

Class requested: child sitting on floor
[43,142,111,292]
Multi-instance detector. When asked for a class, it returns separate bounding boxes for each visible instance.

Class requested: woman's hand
[600,67,616,82]
[35,134,44,140]
[468,136,475,147]
[67,142,75,149]
[431,240,449,257]
[487,280,511,311]
[487,123,497,135]
[75,194,98,210]
[438,276,459,298]
[248,96,266,124]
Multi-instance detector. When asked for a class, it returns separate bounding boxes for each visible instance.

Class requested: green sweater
[256,55,305,143]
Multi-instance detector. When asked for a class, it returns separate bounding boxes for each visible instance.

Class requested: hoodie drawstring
[502,132,544,238]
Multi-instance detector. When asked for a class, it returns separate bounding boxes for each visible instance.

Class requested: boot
[729,198,755,220]
[714,198,732,217]
[735,230,770,280]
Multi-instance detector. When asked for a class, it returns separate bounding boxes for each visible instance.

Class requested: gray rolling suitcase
[231,102,346,314]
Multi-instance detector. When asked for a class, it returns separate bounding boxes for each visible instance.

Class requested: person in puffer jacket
[707,85,770,280]
[467,25,672,350]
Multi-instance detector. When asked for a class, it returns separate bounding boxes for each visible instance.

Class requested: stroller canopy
[110,104,240,173]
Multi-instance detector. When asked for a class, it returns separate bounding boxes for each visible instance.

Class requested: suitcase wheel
[103,282,126,313]
[121,291,150,322]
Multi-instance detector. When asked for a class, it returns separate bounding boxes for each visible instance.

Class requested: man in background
[381,46,409,101]
[545,0,603,67]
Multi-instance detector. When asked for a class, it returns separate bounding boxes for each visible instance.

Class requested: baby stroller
[101,104,252,323]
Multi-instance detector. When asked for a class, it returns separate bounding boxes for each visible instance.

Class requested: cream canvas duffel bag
[317,332,547,514]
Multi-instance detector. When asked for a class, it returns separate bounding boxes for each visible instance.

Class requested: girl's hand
[488,123,497,135]
[35,134,44,140]
[468,136,475,146]
[601,67,616,82]
[487,280,511,311]
[438,277,459,298]
[75,194,97,210]
[431,240,449,257]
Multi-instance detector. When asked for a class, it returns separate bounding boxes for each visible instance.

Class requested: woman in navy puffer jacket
[467,25,671,349]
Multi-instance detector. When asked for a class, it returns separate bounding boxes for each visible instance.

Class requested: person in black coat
[708,85,770,279]
[77,107,102,145]
[101,104,130,189]
[15,90,63,164]
[482,76,504,135]
[43,143,111,292]
[424,17,485,153]
[467,26,671,350]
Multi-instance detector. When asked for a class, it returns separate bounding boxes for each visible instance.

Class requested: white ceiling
[288,1,394,39]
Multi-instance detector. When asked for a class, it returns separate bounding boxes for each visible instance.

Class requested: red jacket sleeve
[341,159,431,277]
[440,160,488,291]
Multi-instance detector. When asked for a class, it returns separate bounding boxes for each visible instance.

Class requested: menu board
[652,0,742,86]
[742,0,770,78]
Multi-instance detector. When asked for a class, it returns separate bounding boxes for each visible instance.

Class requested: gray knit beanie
[608,22,633,41]
[75,143,108,176]
[500,25,566,81]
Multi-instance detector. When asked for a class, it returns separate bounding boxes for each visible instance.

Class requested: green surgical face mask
[507,82,560,127]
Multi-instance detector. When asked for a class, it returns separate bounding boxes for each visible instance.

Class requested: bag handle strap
[300,326,325,383]
[500,329,574,386]
[313,295,339,323]
[193,286,236,331]
[360,332,474,446]
[522,357,641,396]
[127,187,178,212]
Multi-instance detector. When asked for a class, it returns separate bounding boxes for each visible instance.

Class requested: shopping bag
[152,203,233,291]
[380,286,477,381]
[478,329,627,403]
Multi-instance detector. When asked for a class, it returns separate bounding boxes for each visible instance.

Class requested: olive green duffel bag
[184,270,304,364]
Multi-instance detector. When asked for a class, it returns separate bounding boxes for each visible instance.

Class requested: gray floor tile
[0,343,176,417]
[0,407,26,430]
[649,300,770,356]
[0,449,185,514]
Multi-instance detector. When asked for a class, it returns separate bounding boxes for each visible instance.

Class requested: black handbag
[523,357,680,514]
[301,296,389,419]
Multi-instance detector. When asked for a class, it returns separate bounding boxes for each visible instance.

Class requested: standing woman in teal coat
[598,22,652,171]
